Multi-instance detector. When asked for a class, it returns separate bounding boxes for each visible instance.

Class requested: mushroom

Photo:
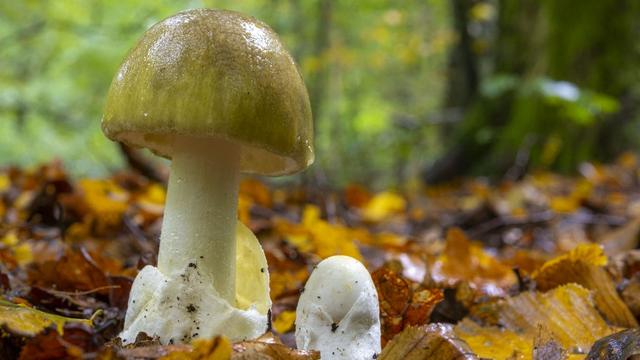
[296,256,381,360]
[101,9,313,344]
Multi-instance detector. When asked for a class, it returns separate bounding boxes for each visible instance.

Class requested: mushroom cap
[102,8,313,176]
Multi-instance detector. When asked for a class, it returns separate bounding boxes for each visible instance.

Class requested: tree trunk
[424,0,640,183]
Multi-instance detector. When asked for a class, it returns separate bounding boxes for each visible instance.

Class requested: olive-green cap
[102,9,313,176]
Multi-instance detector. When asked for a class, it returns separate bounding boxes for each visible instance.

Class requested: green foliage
[0,0,451,188]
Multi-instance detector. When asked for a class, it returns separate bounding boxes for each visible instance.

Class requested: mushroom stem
[157,136,240,303]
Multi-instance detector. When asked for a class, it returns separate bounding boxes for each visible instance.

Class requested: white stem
[157,136,240,304]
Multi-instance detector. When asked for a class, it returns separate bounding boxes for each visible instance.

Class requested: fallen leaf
[19,328,92,360]
[533,244,638,327]
[160,337,232,360]
[361,191,406,222]
[431,228,517,296]
[378,323,477,360]
[457,284,614,359]
[372,264,443,344]
[232,338,320,359]
[0,298,94,336]
[272,310,296,334]
[532,324,567,360]
[586,328,640,360]
[600,218,640,257]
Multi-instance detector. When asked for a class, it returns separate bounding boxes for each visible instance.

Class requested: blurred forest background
[1,0,639,189]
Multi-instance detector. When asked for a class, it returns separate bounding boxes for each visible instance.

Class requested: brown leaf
[232,339,320,359]
[431,228,517,296]
[378,323,477,360]
[372,265,443,345]
[600,218,640,257]
[19,327,93,360]
[457,284,614,358]
[586,328,640,360]
[532,325,566,360]
[28,249,109,293]
[159,337,232,359]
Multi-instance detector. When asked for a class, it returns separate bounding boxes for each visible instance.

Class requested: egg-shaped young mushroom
[102,8,313,344]
[296,256,381,360]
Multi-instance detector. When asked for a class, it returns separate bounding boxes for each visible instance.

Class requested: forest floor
[3,154,640,359]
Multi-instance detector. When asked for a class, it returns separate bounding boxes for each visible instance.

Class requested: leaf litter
[3,154,640,358]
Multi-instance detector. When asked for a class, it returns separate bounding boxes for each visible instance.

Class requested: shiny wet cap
[102,9,313,175]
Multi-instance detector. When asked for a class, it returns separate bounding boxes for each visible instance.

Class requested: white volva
[295,256,381,360]
[119,222,271,344]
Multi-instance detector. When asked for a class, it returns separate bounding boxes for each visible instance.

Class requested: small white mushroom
[296,256,381,360]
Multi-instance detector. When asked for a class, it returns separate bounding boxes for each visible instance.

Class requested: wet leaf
[456,284,614,359]
[361,191,406,222]
[159,337,232,360]
[18,328,93,360]
[533,244,637,327]
[431,228,517,296]
[232,338,320,359]
[378,323,477,360]
[372,265,443,344]
[0,298,94,336]
[272,310,296,334]
[586,328,640,360]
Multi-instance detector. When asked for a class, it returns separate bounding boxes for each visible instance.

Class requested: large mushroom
[101,8,313,344]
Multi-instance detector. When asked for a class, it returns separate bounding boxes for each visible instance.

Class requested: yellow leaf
[456,284,613,359]
[532,244,637,327]
[456,320,530,360]
[431,228,516,296]
[379,324,475,360]
[0,174,9,192]
[534,244,607,274]
[361,192,406,222]
[275,205,363,261]
[0,299,94,336]
[1,231,18,246]
[550,196,579,213]
[79,179,129,218]
[14,243,33,266]
[141,183,166,204]
[273,310,296,334]
[302,205,321,225]
[160,337,232,360]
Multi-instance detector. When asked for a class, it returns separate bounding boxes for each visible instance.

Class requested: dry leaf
[533,244,638,327]
[272,310,296,334]
[275,205,363,261]
[361,191,406,222]
[160,337,232,360]
[431,228,517,296]
[533,325,567,360]
[232,339,320,359]
[378,323,477,360]
[457,284,614,359]
[600,219,640,257]
[19,328,92,360]
[586,328,640,360]
[0,298,94,336]
[372,265,443,344]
